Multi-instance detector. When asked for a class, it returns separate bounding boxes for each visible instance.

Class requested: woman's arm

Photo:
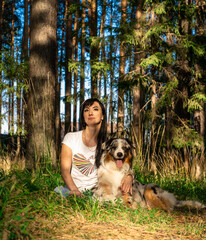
[61,144,82,196]
[121,174,133,195]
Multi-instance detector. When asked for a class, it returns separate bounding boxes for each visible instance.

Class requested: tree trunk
[117,0,127,137]
[150,9,158,173]
[8,0,15,135]
[26,0,58,168]
[80,0,86,107]
[16,0,29,159]
[88,0,98,97]
[22,0,29,146]
[65,0,73,133]
[16,83,21,159]
[73,3,79,132]
[109,0,114,135]
[176,0,192,175]
[9,0,15,153]
[97,0,107,99]
[58,3,66,141]
[22,0,29,58]
[132,0,144,150]
[176,0,191,123]
[191,0,206,179]
[102,1,107,103]
[0,0,5,134]
[54,1,62,156]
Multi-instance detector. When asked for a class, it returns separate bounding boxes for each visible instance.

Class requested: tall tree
[26,0,58,167]
[80,0,86,106]
[97,0,107,99]
[149,7,159,172]
[54,1,62,154]
[191,0,206,178]
[65,0,73,133]
[16,0,29,158]
[88,0,98,97]
[72,2,79,131]
[117,0,127,136]
[109,0,114,135]
[175,0,191,124]
[22,0,29,138]
[132,0,144,150]
[0,0,4,134]
[8,0,15,137]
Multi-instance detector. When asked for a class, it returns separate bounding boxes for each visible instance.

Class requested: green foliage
[68,59,81,74]
[140,52,165,68]
[68,3,79,15]
[91,61,110,75]
[142,24,167,43]
[182,37,205,57]
[89,36,102,48]
[172,126,203,150]
[153,2,166,15]
[188,93,206,113]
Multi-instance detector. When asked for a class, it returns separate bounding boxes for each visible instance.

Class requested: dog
[93,138,206,212]
[93,138,135,204]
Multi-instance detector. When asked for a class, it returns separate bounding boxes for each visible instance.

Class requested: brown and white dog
[93,138,206,212]
[93,138,135,204]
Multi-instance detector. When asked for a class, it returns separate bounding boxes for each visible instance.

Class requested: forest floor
[1,168,206,240]
[47,213,206,240]
[17,207,205,240]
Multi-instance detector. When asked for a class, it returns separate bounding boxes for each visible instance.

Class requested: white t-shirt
[62,130,97,192]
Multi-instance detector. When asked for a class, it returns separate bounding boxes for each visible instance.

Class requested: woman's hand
[121,174,133,195]
[69,189,83,197]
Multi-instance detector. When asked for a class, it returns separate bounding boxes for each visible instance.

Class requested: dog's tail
[176,200,206,209]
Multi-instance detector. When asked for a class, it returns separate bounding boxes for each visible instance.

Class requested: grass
[0,165,206,240]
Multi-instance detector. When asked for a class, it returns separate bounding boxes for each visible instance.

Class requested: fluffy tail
[176,200,206,209]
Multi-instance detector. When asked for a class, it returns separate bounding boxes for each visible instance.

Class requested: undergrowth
[0,165,205,239]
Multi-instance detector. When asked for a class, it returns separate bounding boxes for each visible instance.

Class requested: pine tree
[26,0,58,168]
[132,0,145,152]
[117,0,127,137]
[65,0,73,133]
[88,0,98,97]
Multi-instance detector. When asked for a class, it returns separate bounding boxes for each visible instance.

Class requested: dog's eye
[122,146,129,151]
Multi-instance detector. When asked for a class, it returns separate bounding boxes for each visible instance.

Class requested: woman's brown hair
[80,98,107,168]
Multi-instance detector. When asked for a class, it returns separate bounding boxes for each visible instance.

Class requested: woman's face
[83,101,104,127]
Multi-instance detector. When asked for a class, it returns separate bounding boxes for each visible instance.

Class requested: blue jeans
[54,186,70,197]
[54,186,94,198]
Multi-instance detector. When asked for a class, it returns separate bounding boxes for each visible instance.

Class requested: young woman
[54,98,132,197]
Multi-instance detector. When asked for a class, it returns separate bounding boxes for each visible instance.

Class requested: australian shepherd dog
[93,138,205,212]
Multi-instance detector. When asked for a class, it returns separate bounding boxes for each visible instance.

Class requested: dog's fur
[93,138,206,212]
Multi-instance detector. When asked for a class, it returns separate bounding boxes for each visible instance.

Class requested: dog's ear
[126,139,136,149]
[101,138,114,150]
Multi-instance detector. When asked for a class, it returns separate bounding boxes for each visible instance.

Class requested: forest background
[0,0,205,179]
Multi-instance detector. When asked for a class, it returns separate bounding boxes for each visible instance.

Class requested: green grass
[134,170,206,203]
[0,166,205,239]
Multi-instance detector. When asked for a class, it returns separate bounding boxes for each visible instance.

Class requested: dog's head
[101,138,135,168]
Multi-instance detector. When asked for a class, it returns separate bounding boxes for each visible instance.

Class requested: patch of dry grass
[17,209,205,240]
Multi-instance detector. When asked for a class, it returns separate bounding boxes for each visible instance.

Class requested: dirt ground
[32,210,206,240]
[54,221,201,240]
[2,203,205,239]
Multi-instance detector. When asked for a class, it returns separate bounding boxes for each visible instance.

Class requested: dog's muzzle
[114,152,125,168]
